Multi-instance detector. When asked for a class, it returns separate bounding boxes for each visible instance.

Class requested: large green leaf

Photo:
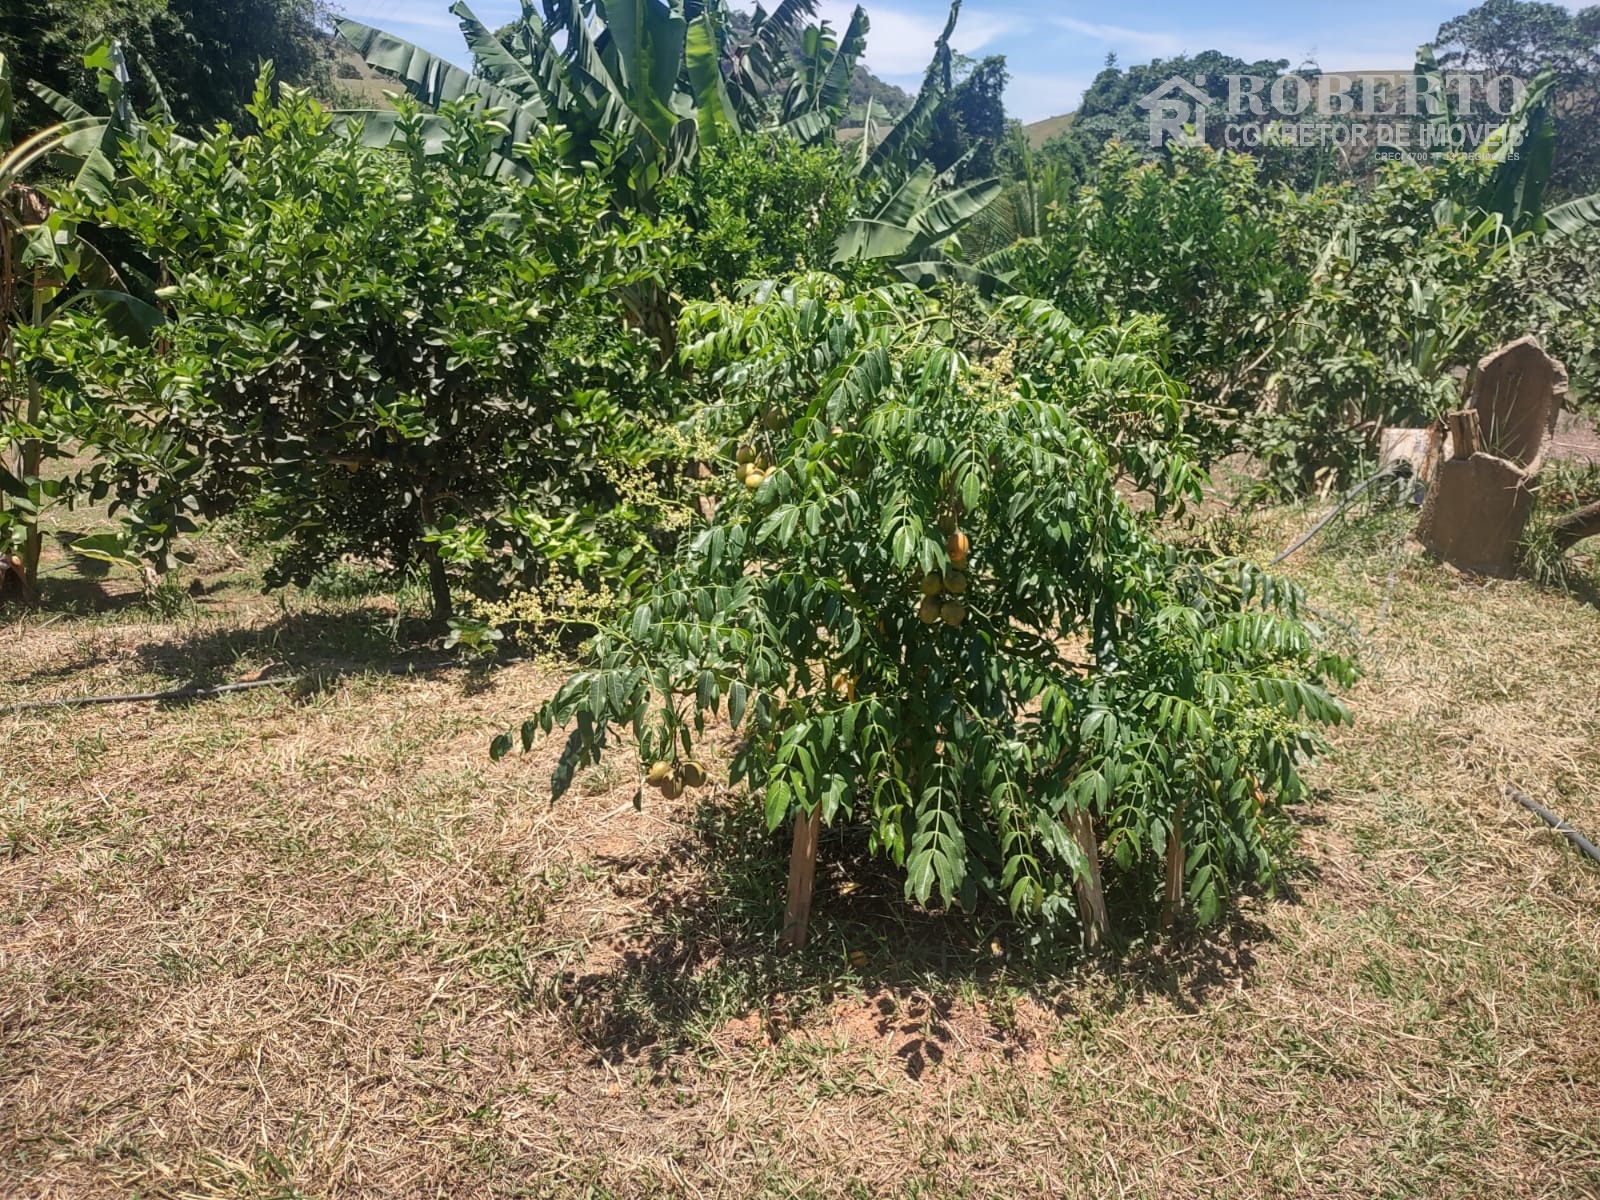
[337,17,547,145]
[450,0,548,109]
[817,5,868,116]
[684,8,738,147]
[63,288,165,342]
[1544,193,1600,238]
[1477,72,1556,230]
[876,162,936,229]
[831,218,918,263]
[594,0,686,149]
[328,110,535,182]
[910,176,1002,242]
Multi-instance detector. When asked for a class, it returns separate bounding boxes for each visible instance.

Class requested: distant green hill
[1023,112,1075,147]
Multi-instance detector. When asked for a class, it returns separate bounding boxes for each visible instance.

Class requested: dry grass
[3,505,1600,1199]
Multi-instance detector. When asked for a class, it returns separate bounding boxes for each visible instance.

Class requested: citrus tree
[497,277,1354,940]
[40,79,681,622]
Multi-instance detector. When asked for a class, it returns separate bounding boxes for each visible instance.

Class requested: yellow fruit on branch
[646,761,672,788]
[941,599,965,627]
[745,470,765,490]
[659,775,685,800]
[946,530,969,562]
[736,445,756,465]
[919,572,944,597]
[680,761,708,789]
[917,596,941,625]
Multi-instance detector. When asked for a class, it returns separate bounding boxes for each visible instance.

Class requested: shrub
[40,80,685,622]
[656,133,867,300]
[1252,158,1515,493]
[1018,141,1303,464]
[496,278,1354,940]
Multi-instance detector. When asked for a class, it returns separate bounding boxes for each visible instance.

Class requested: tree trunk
[424,548,453,629]
[1551,499,1600,552]
[18,285,44,597]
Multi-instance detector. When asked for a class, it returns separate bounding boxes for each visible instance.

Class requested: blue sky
[334,0,1545,123]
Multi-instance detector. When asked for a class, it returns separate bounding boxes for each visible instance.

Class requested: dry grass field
[3,503,1599,1199]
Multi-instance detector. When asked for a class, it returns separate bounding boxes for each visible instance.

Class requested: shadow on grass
[528,794,1315,1068]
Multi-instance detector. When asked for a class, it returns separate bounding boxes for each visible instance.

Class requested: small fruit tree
[41,80,679,624]
[495,276,1354,943]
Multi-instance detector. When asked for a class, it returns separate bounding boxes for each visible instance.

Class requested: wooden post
[1446,409,1482,460]
[1161,809,1185,933]
[780,805,823,951]
[1068,808,1110,950]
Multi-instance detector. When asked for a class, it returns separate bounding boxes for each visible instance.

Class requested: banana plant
[0,43,163,596]
[857,0,959,186]
[774,6,869,143]
[832,158,1007,291]
[338,0,842,204]
[1414,48,1600,240]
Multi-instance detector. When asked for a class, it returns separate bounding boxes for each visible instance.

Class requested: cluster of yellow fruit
[644,759,709,800]
[734,445,772,490]
[916,526,971,627]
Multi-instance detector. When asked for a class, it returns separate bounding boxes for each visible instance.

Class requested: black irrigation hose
[1505,784,1600,867]
[1271,460,1414,566]
[0,658,465,715]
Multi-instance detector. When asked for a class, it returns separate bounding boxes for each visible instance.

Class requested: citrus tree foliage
[1018,142,1303,464]
[656,133,867,300]
[1253,158,1520,491]
[1019,141,1575,494]
[40,82,681,620]
[496,278,1354,936]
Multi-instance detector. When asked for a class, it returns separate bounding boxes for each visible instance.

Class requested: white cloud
[814,0,1014,78]
[1005,70,1090,124]
[1050,17,1181,60]
[1042,9,1416,74]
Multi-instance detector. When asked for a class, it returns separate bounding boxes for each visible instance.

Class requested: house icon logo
[1137,75,1211,148]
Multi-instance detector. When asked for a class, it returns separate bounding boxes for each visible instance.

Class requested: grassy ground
[3,500,1599,1199]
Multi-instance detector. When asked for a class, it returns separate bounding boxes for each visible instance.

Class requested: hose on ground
[0,658,466,714]
[1504,783,1600,867]
[1272,460,1414,566]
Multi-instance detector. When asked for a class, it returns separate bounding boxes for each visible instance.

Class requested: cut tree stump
[780,805,823,951]
[1446,409,1482,459]
[1068,808,1110,949]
